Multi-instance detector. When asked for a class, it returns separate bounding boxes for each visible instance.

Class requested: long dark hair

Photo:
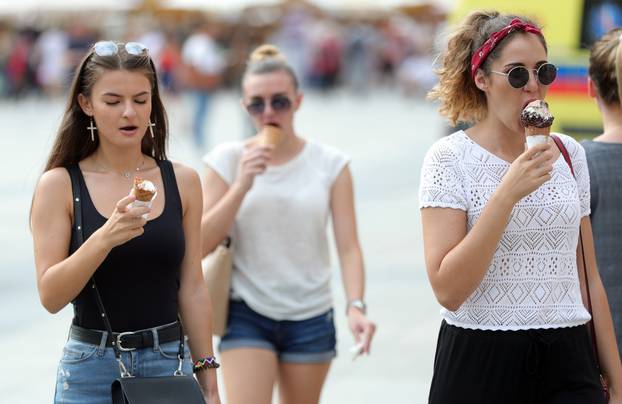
[43,42,168,172]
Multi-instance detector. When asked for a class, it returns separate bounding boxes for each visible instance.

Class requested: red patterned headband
[470,18,543,80]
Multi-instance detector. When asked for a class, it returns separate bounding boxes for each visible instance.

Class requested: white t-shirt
[419,131,592,331]
[181,33,225,74]
[204,140,350,320]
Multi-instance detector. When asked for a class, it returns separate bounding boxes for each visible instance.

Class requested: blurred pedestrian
[200,44,376,404]
[583,27,622,361]
[159,32,182,93]
[180,21,225,151]
[6,32,32,97]
[29,40,220,404]
[34,27,68,96]
[421,11,622,403]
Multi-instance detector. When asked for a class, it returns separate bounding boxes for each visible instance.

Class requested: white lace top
[419,131,592,331]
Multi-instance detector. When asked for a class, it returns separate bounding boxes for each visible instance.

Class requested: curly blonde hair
[428,11,545,126]
[589,28,622,106]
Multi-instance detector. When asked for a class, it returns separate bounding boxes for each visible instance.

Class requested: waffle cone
[525,126,551,137]
[258,125,284,146]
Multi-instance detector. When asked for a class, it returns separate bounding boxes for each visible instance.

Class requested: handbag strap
[550,135,601,370]
[67,164,185,378]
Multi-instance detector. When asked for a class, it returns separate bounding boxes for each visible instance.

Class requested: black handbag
[111,375,205,404]
[67,165,206,404]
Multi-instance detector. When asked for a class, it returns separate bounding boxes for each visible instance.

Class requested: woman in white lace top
[421,11,622,403]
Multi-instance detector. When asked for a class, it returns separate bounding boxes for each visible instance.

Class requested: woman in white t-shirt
[421,11,622,403]
[200,44,376,404]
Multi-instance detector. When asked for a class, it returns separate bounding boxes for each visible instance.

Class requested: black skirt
[428,320,606,404]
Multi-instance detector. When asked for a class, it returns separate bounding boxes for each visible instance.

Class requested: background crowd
[0,1,446,100]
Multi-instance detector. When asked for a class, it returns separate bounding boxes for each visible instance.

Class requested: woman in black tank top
[30,41,221,404]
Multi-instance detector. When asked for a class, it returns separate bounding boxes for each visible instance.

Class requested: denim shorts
[54,325,192,404]
[219,300,337,363]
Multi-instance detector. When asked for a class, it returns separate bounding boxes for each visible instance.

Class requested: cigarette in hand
[350,342,364,361]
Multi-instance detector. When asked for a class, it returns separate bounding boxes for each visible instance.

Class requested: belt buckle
[116,331,137,352]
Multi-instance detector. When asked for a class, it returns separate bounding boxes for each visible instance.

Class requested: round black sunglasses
[246,95,292,116]
[491,63,557,89]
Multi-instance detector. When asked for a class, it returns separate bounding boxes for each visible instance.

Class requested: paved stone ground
[0,88,446,403]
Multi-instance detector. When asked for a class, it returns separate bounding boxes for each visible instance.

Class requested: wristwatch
[346,299,367,315]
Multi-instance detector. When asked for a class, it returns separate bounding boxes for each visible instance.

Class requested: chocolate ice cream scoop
[520,100,554,128]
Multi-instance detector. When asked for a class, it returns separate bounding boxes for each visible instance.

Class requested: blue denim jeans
[54,326,192,404]
[220,300,337,363]
[192,90,211,149]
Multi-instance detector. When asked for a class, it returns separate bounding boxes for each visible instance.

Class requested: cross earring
[148,119,155,139]
[87,118,97,142]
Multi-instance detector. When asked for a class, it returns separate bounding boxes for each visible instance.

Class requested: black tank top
[68,160,185,332]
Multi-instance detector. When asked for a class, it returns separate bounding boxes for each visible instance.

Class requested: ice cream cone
[525,126,551,137]
[258,125,283,146]
[131,177,157,219]
[525,133,550,148]
[521,100,554,148]
[132,177,156,202]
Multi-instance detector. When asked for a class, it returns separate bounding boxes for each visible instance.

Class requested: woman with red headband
[421,11,622,403]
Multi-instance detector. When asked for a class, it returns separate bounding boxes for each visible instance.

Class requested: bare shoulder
[171,161,201,186]
[170,161,202,211]
[35,167,72,201]
[32,167,72,221]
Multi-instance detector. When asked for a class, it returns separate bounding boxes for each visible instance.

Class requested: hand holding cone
[131,177,157,219]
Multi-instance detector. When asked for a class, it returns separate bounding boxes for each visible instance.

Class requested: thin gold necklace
[93,156,146,179]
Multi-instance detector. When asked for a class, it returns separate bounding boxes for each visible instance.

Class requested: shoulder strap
[158,159,183,218]
[551,134,575,176]
[67,165,84,245]
[66,165,118,355]
[550,134,601,369]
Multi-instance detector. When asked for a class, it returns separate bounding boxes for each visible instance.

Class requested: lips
[265,122,280,128]
[119,125,139,136]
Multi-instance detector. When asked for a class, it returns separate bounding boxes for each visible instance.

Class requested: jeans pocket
[157,341,190,360]
[60,340,98,364]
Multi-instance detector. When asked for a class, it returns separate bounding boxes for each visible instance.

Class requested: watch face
[348,300,367,314]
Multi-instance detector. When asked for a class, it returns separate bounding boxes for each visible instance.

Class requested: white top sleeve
[419,136,468,211]
[202,142,242,185]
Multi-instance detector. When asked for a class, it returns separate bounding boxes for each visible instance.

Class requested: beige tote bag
[202,238,232,337]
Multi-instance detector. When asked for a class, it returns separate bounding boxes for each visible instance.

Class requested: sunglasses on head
[491,63,557,89]
[92,41,148,57]
[246,95,292,116]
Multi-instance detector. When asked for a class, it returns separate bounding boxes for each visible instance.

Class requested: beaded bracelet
[192,356,220,373]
